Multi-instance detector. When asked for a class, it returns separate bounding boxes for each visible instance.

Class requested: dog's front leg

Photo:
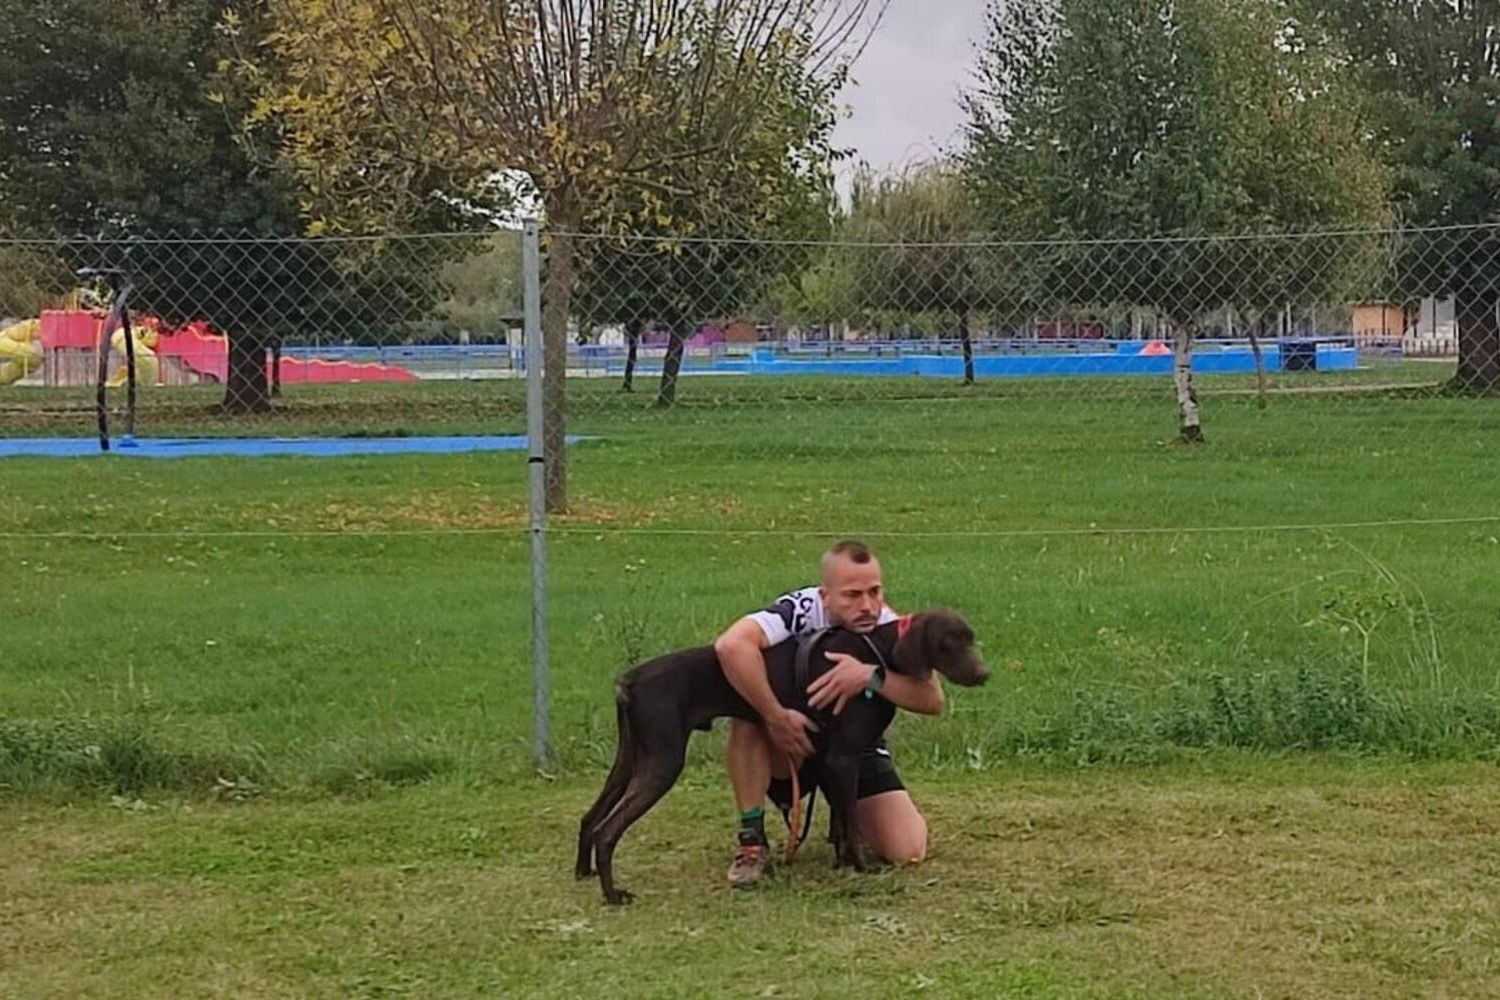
[821,754,865,872]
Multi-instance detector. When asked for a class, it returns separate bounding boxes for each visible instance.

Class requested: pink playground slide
[38,311,417,384]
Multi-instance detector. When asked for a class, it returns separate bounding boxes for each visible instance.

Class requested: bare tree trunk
[270,335,283,399]
[1451,289,1500,395]
[223,330,272,414]
[1172,320,1204,443]
[621,317,642,392]
[656,321,686,407]
[959,310,975,385]
[541,225,576,514]
[1246,309,1268,411]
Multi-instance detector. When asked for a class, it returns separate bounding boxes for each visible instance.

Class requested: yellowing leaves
[233,0,845,238]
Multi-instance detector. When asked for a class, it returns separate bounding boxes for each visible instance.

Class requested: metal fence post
[522,219,550,769]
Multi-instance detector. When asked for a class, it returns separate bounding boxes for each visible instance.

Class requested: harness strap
[858,631,893,677]
[794,627,836,694]
[784,628,894,862]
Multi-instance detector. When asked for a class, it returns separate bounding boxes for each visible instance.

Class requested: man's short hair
[824,539,874,566]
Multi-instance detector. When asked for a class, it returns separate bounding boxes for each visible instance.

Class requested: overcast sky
[830,1,990,188]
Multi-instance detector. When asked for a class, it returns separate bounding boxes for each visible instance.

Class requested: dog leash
[785,628,844,861]
[785,629,833,864]
[784,756,805,864]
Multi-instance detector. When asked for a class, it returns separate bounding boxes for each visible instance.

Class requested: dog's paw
[603,887,635,906]
[575,864,595,880]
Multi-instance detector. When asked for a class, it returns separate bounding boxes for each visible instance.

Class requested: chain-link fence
[2,224,1496,444]
[0,230,523,441]
[3,223,1499,769]
[549,223,1497,429]
[523,224,1500,764]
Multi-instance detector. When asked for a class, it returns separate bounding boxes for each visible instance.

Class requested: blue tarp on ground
[0,436,572,458]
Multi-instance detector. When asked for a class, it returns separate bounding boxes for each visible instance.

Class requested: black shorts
[767,742,904,816]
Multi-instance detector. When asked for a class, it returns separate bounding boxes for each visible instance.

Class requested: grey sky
[831,1,990,185]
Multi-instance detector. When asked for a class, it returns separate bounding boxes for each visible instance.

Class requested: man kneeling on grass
[713,539,944,887]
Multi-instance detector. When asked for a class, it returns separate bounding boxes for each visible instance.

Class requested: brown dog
[576,608,988,904]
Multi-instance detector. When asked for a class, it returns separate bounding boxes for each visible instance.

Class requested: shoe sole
[726,866,772,889]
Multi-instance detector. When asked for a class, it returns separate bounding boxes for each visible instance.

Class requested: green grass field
[3,372,1499,996]
[5,760,1500,998]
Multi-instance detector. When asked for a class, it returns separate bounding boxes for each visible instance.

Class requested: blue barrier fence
[277,337,1362,379]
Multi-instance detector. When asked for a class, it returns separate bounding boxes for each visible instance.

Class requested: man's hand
[807,652,876,716]
[766,707,818,759]
[717,618,816,757]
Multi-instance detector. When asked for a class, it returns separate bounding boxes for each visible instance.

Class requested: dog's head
[892,608,988,687]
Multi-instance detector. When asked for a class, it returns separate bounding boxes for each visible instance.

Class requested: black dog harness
[784,628,896,849]
[793,628,893,707]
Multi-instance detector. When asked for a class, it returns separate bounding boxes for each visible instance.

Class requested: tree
[844,165,986,384]
[571,251,652,393]
[0,0,460,411]
[232,0,877,510]
[1299,0,1500,394]
[572,65,844,404]
[766,241,860,335]
[578,225,835,405]
[434,235,524,343]
[0,1,280,234]
[0,0,320,412]
[964,0,1389,440]
[0,243,74,321]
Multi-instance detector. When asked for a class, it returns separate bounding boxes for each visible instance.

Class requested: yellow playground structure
[0,312,160,387]
[0,318,42,385]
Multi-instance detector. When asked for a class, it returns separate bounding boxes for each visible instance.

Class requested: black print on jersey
[791,591,816,634]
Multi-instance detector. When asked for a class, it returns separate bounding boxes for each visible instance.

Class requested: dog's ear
[893,609,989,687]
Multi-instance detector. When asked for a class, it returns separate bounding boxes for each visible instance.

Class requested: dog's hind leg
[576,696,634,879]
[593,745,686,905]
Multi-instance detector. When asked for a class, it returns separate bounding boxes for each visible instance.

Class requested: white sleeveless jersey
[747,585,898,646]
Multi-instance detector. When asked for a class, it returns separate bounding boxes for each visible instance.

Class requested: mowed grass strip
[3,760,1499,999]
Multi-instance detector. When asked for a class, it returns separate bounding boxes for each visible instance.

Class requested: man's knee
[879,815,928,865]
[858,792,928,865]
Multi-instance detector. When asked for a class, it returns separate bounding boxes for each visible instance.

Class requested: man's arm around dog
[808,651,944,717]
